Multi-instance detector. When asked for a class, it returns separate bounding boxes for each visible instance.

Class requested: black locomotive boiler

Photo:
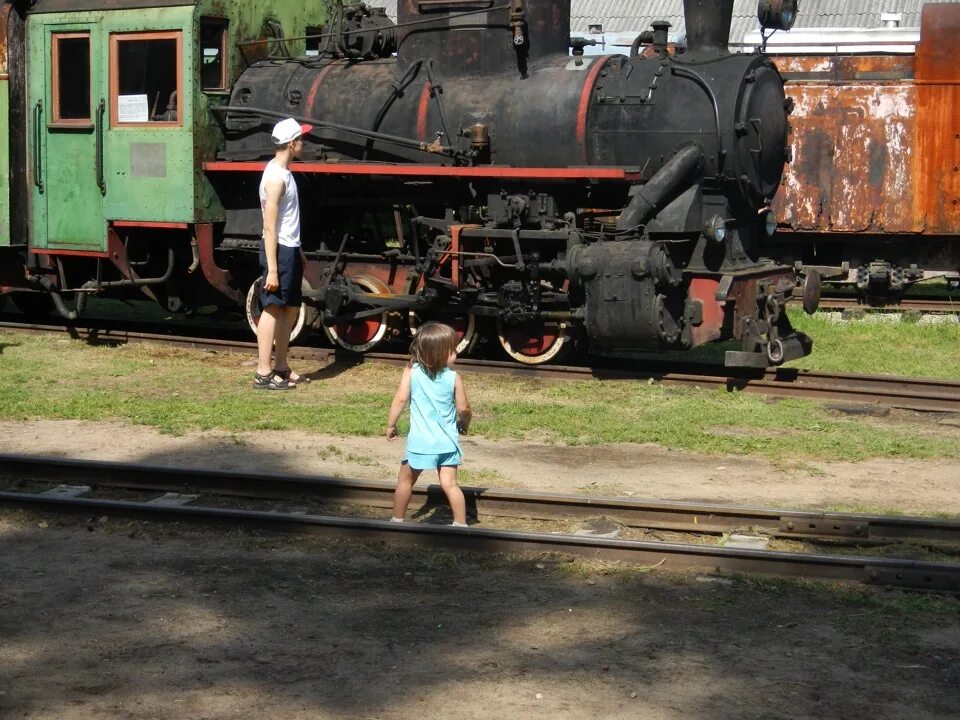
[208,0,817,366]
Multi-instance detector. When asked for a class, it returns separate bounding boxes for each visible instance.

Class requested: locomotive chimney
[682,0,734,55]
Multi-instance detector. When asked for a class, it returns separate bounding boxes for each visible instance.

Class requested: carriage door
[29,24,105,250]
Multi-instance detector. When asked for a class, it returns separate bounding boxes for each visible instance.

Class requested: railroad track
[809,296,960,313]
[3,319,960,412]
[1,455,958,593]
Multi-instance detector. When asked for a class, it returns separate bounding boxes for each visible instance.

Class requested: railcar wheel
[496,318,569,365]
[322,275,390,353]
[408,311,477,355]
[245,278,313,344]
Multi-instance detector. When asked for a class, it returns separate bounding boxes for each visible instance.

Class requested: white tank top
[259,160,301,248]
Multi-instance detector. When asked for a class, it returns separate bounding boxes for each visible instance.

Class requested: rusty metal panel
[773,3,960,238]
[914,3,960,234]
[773,54,921,234]
[0,4,9,76]
[828,83,917,233]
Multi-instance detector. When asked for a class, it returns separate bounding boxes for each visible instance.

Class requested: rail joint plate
[780,515,869,538]
[865,566,960,592]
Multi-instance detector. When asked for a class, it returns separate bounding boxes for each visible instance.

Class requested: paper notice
[118,94,149,123]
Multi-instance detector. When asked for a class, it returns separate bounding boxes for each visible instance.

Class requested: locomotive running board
[203,161,643,182]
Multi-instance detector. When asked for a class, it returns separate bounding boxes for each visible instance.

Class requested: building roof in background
[572,0,956,43]
[370,1,957,45]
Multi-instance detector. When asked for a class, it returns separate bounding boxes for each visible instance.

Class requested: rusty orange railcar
[767,2,960,301]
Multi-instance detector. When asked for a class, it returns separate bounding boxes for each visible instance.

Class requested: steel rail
[2,320,960,412]
[0,487,957,593]
[2,455,958,544]
[790,296,960,313]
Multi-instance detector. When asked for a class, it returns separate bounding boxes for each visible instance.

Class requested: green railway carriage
[1,1,26,255]
[0,0,326,313]
[1,8,10,249]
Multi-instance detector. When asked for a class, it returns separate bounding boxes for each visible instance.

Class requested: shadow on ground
[1,441,958,719]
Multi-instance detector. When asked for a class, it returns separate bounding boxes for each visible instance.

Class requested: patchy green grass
[784,309,960,379]
[0,330,957,462]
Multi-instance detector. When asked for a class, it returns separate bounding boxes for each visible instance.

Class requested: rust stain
[0,4,11,75]
[773,4,960,237]
[914,3,960,232]
[687,277,723,346]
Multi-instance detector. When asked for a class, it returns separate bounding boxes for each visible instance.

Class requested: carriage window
[110,31,182,126]
[200,18,228,90]
[52,33,91,123]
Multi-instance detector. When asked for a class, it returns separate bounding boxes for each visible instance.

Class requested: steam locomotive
[0,0,817,367]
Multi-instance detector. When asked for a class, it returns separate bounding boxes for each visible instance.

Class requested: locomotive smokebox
[683,0,734,55]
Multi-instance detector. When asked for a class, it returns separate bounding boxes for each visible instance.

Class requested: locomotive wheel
[496,318,569,365]
[408,311,477,355]
[245,278,314,344]
[322,275,390,353]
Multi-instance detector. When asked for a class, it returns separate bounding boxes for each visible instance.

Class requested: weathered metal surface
[0,3,9,74]
[27,12,106,249]
[25,0,330,252]
[914,2,960,234]
[774,54,920,234]
[29,0,200,13]
[397,0,571,73]
[773,3,960,237]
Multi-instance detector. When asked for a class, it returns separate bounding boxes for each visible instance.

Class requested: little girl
[386,322,472,526]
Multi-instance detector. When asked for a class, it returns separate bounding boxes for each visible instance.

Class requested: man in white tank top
[254,118,313,390]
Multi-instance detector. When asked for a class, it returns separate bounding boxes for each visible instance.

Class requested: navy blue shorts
[259,244,303,308]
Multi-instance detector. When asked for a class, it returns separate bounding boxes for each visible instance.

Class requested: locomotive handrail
[32,101,44,194]
[670,66,725,172]
[95,99,106,196]
[211,105,458,158]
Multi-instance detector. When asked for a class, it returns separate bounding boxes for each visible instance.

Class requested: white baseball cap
[271,118,313,145]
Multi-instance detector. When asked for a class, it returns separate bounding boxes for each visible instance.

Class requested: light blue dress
[404,364,462,469]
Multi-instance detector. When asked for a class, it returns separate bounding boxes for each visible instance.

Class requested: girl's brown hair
[410,322,458,378]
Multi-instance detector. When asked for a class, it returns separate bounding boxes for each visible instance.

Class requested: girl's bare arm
[454,373,472,434]
[386,367,412,440]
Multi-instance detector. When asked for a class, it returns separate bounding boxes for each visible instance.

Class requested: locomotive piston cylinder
[570,240,686,350]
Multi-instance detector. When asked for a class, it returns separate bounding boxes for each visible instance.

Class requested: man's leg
[273,305,300,373]
[256,304,283,376]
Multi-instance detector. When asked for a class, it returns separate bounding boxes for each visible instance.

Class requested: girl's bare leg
[439,466,467,525]
[392,462,421,520]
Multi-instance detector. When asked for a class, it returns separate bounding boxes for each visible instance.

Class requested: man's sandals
[252,367,311,390]
[275,367,310,386]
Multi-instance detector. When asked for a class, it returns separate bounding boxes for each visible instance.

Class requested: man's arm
[262,178,284,292]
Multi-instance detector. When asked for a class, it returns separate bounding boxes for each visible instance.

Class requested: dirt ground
[1,419,959,719]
